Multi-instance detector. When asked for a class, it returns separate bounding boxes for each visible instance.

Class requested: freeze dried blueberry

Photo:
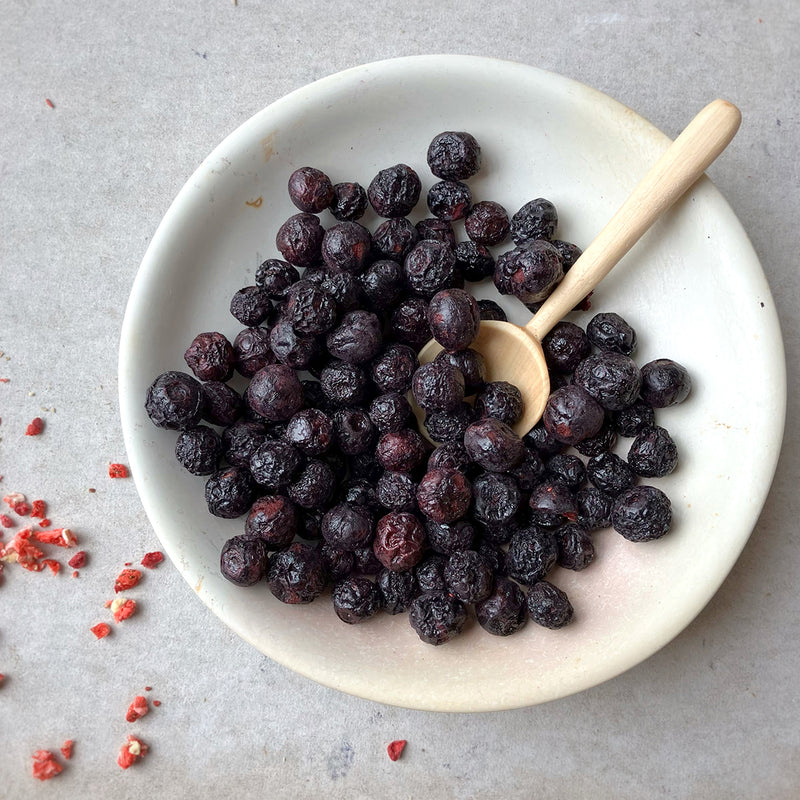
[205,466,254,519]
[415,218,456,248]
[220,536,269,586]
[276,213,325,269]
[586,452,636,496]
[427,131,482,180]
[416,468,472,524]
[494,240,563,304]
[478,517,521,546]
[333,408,376,455]
[283,281,338,336]
[477,298,507,321]
[222,420,267,467]
[322,502,374,551]
[587,312,637,355]
[545,454,586,490]
[332,576,383,624]
[371,343,419,393]
[425,518,476,555]
[573,418,618,457]
[424,402,474,443]
[552,240,582,270]
[409,591,467,645]
[372,217,419,262]
[541,322,591,374]
[612,485,672,541]
[376,471,418,512]
[269,319,320,370]
[359,259,405,311]
[510,198,558,244]
[474,381,523,426]
[330,181,368,221]
[321,221,372,274]
[368,164,421,217]
[326,310,383,364]
[507,526,558,585]
[201,381,242,427]
[414,553,448,593]
[373,512,426,571]
[463,418,525,473]
[377,568,417,614]
[524,421,564,457]
[288,166,334,213]
[255,259,300,299]
[347,452,383,483]
[426,288,480,352]
[640,359,691,407]
[404,239,457,298]
[233,326,275,378]
[247,364,303,421]
[476,539,507,576]
[184,332,235,382]
[627,426,678,477]
[444,550,493,603]
[289,460,336,509]
[320,360,367,407]
[613,399,656,437]
[230,286,272,327]
[375,429,429,473]
[576,487,614,531]
[472,472,521,527]
[510,449,546,494]
[320,543,354,579]
[574,352,642,411]
[465,201,510,246]
[267,542,327,604]
[434,349,486,395]
[453,241,493,283]
[556,524,595,570]
[476,577,528,636]
[543,384,605,446]
[427,180,472,221]
[284,409,333,456]
[412,361,465,413]
[352,546,383,576]
[527,581,573,628]
[369,392,412,433]
[340,478,379,512]
[427,441,471,473]
[244,494,298,548]
[175,426,222,475]
[529,480,578,527]
[249,440,304,489]
[145,371,204,430]
[387,296,431,350]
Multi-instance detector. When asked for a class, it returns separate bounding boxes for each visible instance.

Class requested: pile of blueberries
[144,131,691,645]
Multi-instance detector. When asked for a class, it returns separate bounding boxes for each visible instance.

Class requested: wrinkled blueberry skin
[545,454,587,490]
[326,310,383,364]
[233,327,275,378]
[425,518,476,555]
[414,553,448,593]
[201,381,242,427]
[320,360,367,407]
[587,312,637,356]
[472,472,521,527]
[377,568,417,615]
[276,213,325,268]
[511,198,558,243]
[284,408,334,456]
[412,361,465,413]
[454,241,495,283]
[463,418,525,473]
[319,270,363,313]
[369,392,412,434]
[246,364,304,422]
[332,576,383,623]
[576,487,614,531]
[321,502,374,551]
[524,422,566,457]
[476,576,528,636]
[427,441,471,473]
[435,349,486,395]
[244,494,298,548]
[340,478,380,512]
[359,259,406,311]
[424,402,474,444]
[427,180,472,221]
[427,131,482,180]
[494,240,563,304]
[220,536,270,586]
[444,549,494,603]
[552,239,583,270]
[222,419,267,467]
[376,471,418,512]
[388,296,432,351]
[284,281,338,336]
[409,591,467,645]
[474,381,523,426]
[333,408,376,456]
[574,419,618,458]
[477,298,507,321]
[556,524,595,570]
[371,344,419,393]
[613,399,656,437]
[427,288,480,352]
[542,321,591,374]
[416,467,472,524]
[586,452,636,497]
[175,426,222,475]
[255,259,300,299]
[612,485,672,541]
[330,181,368,221]
[184,331,235,382]
[288,166,334,213]
[510,449,546,495]
[506,526,558,586]
[640,359,691,407]
[269,319,320,370]
[527,581,574,628]
[373,511,427,571]
[145,371,204,430]
[321,221,372,274]
[372,217,419,262]
[573,352,642,411]
[543,384,605,446]
[529,480,578,527]
[404,239,457,298]
[320,543,355,580]
[368,164,421,217]
[375,429,429,473]
[204,466,255,519]
[249,440,304,489]
[627,426,678,477]
[267,542,327,604]
[465,201,510,246]
[416,218,456,248]
[230,286,272,327]
[289,460,336,509]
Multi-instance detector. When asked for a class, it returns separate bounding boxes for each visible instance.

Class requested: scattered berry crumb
[108,463,129,479]
[42,558,61,575]
[13,501,31,516]
[68,551,86,569]
[38,518,51,527]
[34,527,77,547]
[141,551,164,569]
[144,686,152,692]
[387,740,407,761]
[45,98,55,109]
[114,568,142,593]
[31,500,46,518]
[3,492,25,509]
[88,488,96,493]
[124,561,132,566]
[1,529,45,571]
[152,700,161,707]
[25,417,44,436]
[117,735,148,769]
[32,749,63,780]
[72,570,79,578]
[126,695,149,722]
[0,673,5,686]
[90,622,111,639]
[111,596,136,623]
[0,514,12,528]
[60,740,74,760]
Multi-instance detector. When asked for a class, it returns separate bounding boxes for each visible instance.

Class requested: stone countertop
[1,2,798,798]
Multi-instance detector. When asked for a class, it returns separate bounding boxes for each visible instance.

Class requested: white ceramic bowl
[119,55,785,711]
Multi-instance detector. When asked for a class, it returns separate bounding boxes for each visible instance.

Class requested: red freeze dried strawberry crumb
[152,700,161,707]
[68,551,86,569]
[117,735,148,769]
[0,514,12,528]
[34,528,77,547]
[13,501,31,516]
[72,570,79,578]
[387,740,407,761]
[111,596,136,623]
[61,740,74,760]
[108,463,129,478]
[126,695,149,722]
[91,622,111,639]
[141,551,164,569]
[30,500,46,518]
[38,518,51,527]
[26,417,44,436]
[42,559,61,575]
[3,492,25,509]
[1,529,45,571]
[32,749,63,780]
[114,568,142,592]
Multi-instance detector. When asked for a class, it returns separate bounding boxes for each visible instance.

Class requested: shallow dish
[119,55,785,711]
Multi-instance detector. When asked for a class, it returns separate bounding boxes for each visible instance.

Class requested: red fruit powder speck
[387,740,407,761]
[108,463,129,479]
[42,558,61,576]
[114,568,142,593]
[111,596,136,623]
[25,417,44,436]
[31,749,63,781]
[0,514,12,528]
[90,622,111,639]
[13,501,31,516]
[141,551,164,569]
[117,735,148,769]
[60,740,74,760]
[30,500,46,518]
[68,551,86,569]
[126,695,149,722]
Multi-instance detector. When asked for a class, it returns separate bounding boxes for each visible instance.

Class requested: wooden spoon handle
[525,99,741,342]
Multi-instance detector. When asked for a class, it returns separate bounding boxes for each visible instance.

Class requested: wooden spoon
[418,99,741,436]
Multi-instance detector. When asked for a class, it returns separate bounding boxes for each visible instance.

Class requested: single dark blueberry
[612,485,672,541]
[542,384,605,445]
[201,381,242,427]
[574,418,618,458]
[220,536,269,586]
[556,524,595,570]
[375,429,429,473]
[415,218,456,248]
[255,259,300,299]
[477,298,507,321]
[409,591,467,645]
[319,360,368,407]
[370,343,419,393]
[541,321,591,374]
[205,466,254,519]
[352,546,383,576]
[472,472,521,527]
[145,370,204,430]
[414,553,448,593]
[586,452,636,496]
[233,326,275,378]
[404,239,457,298]
[369,392,412,434]
[183,331,235,382]
[453,241,494,283]
[249,440,304,490]
[474,381,523,426]
[416,468,472,524]
[244,494,298,548]
[425,518,476,555]
[321,502,374,551]
[427,131,482,180]
[359,259,406,311]
[478,516,521,546]
[552,240,583,270]
[368,164,421,218]
[373,512,426,571]
[319,270,364,313]
[434,348,486,395]
[284,408,334,457]
[640,359,691,407]
[545,454,587,490]
[510,448,547,495]
[330,181,368,221]
[387,296,431,350]
[527,581,574,628]
[321,221,372,274]
[332,576,383,624]
[222,419,267,467]
[267,542,327,604]
[475,539,508,575]
[376,471,418,512]
[175,426,222,475]
[475,576,528,636]
[246,364,303,422]
[627,426,678,478]
[463,418,525,473]
[529,480,578,527]
[587,312,637,356]
[287,166,334,213]
[576,487,614,531]
[523,422,565,457]
[573,352,642,411]
[325,310,383,365]
[493,240,563,303]
[230,286,272,327]
[506,526,558,585]
[347,452,383,483]
[427,180,472,221]
[275,212,325,269]
[444,550,493,603]
[340,478,380,512]
[283,280,338,336]
[427,441,471,473]
[288,460,336,509]
[377,568,417,614]
[320,543,355,579]
[371,217,419,262]
[269,318,320,370]
[465,201,510,246]
[426,288,480,352]
[424,402,474,443]
[333,408,376,456]
[510,198,558,244]
[411,361,465,413]
[612,399,656,437]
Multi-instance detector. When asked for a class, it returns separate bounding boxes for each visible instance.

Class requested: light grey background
[1,1,798,798]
